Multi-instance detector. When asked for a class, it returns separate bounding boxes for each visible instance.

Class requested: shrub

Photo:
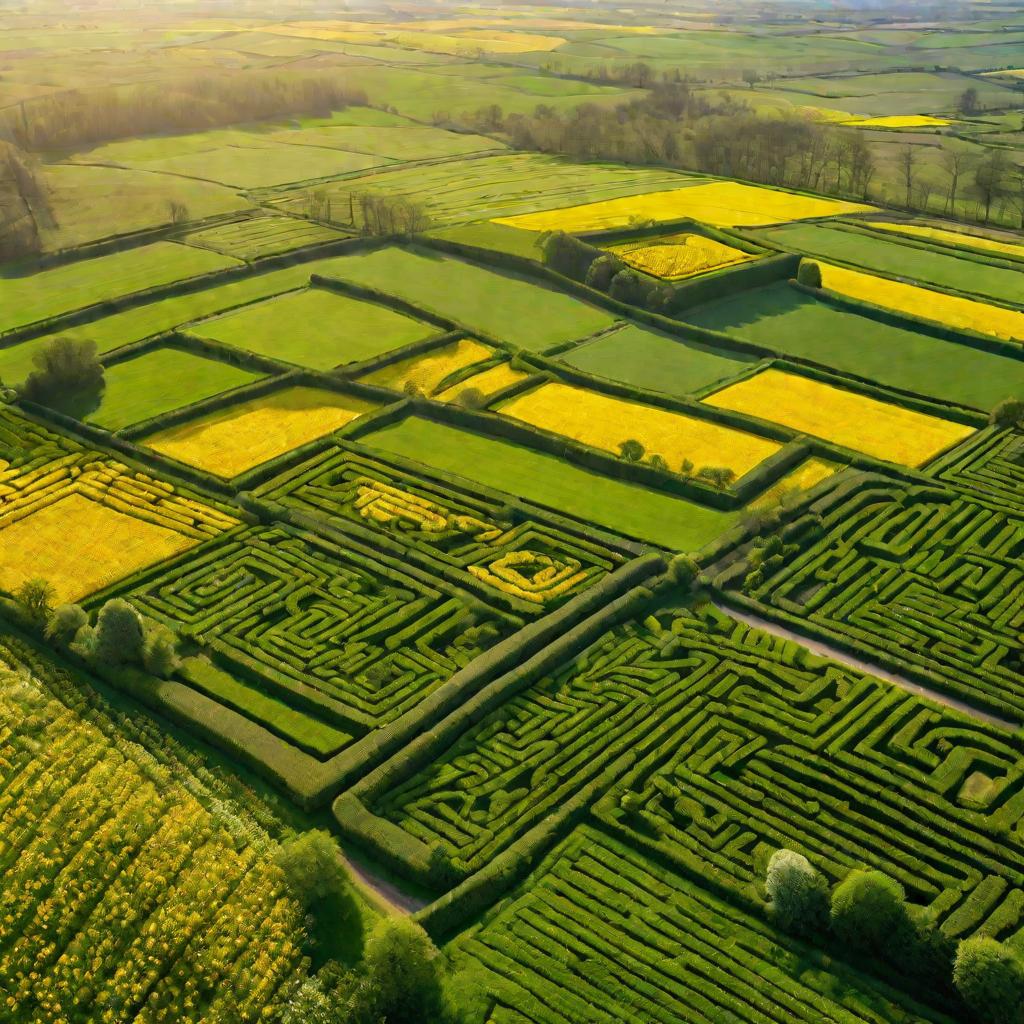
[647,453,668,471]
[830,869,908,955]
[540,230,599,282]
[608,269,652,306]
[618,439,645,462]
[455,386,487,410]
[585,253,624,292]
[696,465,736,489]
[991,397,1024,430]
[797,260,822,288]
[44,603,87,647]
[14,578,55,625]
[142,626,180,679]
[954,937,1024,1024]
[668,554,700,588]
[91,598,145,667]
[765,849,829,937]
[20,337,104,410]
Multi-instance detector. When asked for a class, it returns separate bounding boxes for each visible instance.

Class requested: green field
[183,215,348,260]
[85,346,263,430]
[362,414,737,550]
[321,246,618,351]
[683,281,1024,409]
[760,223,1024,306]
[560,323,753,398]
[190,287,436,368]
[271,123,501,161]
[0,242,239,335]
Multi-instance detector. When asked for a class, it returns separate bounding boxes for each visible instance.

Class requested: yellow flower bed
[469,550,588,604]
[750,457,838,510]
[365,338,496,396]
[608,233,754,280]
[500,381,781,477]
[494,181,873,232]
[704,369,974,467]
[842,115,950,129]
[819,263,1024,342]
[868,221,1024,260]
[436,360,529,403]
[146,387,378,478]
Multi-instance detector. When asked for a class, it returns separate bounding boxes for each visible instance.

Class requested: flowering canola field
[608,233,754,279]
[867,221,1024,261]
[363,338,496,395]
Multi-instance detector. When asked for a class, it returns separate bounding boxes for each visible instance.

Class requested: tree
[167,199,189,224]
[797,260,822,288]
[618,438,645,462]
[20,336,104,410]
[765,849,830,936]
[954,937,1024,1024]
[897,145,919,209]
[830,869,908,955]
[348,917,446,1024]
[941,148,972,215]
[541,230,599,281]
[742,69,760,89]
[142,626,179,679]
[276,830,362,962]
[958,86,980,116]
[454,386,487,410]
[974,150,1010,222]
[646,453,668,471]
[991,398,1024,429]
[667,554,700,587]
[44,602,87,647]
[585,253,624,291]
[14,577,55,624]
[91,598,144,667]
[608,268,651,306]
[695,466,736,489]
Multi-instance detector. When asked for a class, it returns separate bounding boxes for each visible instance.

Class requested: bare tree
[973,150,1010,222]
[940,148,971,215]
[897,145,918,209]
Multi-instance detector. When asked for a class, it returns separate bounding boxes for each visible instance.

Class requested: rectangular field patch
[607,232,754,279]
[360,338,496,395]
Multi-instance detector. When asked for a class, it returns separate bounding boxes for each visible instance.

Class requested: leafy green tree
[455,386,487,410]
[830,869,908,955]
[541,230,599,281]
[14,577,55,625]
[585,253,624,292]
[668,554,700,587]
[91,599,145,667]
[618,438,645,462]
[765,849,829,936]
[991,397,1024,429]
[608,268,652,306]
[646,453,668,471]
[954,937,1024,1023]
[20,337,104,411]
[797,260,822,288]
[143,626,180,679]
[696,465,736,489]
[44,603,87,647]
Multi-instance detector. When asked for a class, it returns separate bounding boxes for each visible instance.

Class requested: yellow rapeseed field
[146,387,378,478]
[500,381,781,476]
[364,338,496,395]
[494,181,873,232]
[868,221,1024,260]
[842,115,950,129]
[436,360,529,402]
[0,493,196,602]
[608,233,754,279]
[819,263,1024,342]
[704,369,975,467]
[750,457,838,510]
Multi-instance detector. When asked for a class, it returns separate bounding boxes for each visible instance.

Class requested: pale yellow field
[750,457,838,510]
[820,263,1024,342]
[843,115,950,129]
[260,21,564,52]
[609,233,754,279]
[0,493,197,603]
[495,181,873,232]
[364,339,496,395]
[500,381,781,476]
[146,387,378,478]
[704,369,974,467]
[436,360,529,402]
[868,221,1024,260]
[982,69,1024,78]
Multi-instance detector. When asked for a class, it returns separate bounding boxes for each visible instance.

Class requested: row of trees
[304,188,431,235]
[0,140,51,261]
[767,849,1024,1023]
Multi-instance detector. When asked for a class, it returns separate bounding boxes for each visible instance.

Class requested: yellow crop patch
[145,387,378,478]
[500,381,780,477]
[608,233,754,279]
[820,263,1024,343]
[436,361,529,403]
[363,339,496,396]
[842,115,950,129]
[750,457,839,510]
[494,181,873,232]
[867,221,1024,260]
[704,369,974,467]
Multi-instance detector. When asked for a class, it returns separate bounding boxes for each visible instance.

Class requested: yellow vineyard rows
[704,369,975,468]
[608,232,754,279]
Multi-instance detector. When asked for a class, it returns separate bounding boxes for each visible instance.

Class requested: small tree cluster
[20,337,104,410]
[991,397,1024,430]
[349,192,430,235]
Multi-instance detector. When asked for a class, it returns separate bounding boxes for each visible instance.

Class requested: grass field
[0,242,238,335]
[182,215,348,260]
[361,337,496,394]
[867,221,1024,261]
[495,181,873,232]
[435,360,529,402]
[85,347,263,430]
[145,386,378,478]
[559,323,752,399]
[704,368,975,466]
[190,287,435,369]
[271,123,500,161]
[500,381,780,476]
[682,280,1024,409]
[361,415,738,550]
[320,247,617,351]
[819,264,1024,342]
[762,223,1024,306]
[607,233,755,279]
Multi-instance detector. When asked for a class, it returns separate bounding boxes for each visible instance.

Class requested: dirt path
[342,851,430,916]
[714,601,1018,732]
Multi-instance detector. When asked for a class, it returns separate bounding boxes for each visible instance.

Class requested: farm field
[5,5,1024,1024]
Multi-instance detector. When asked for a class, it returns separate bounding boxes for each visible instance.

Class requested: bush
[540,230,599,282]
[991,397,1024,430]
[585,253,624,291]
[668,554,700,588]
[44,603,87,647]
[618,438,645,462]
[14,578,55,625]
[91,599,145,667]
[765,849,829,937]
[142,626,180,679]
[608,269,652,306]
[797,260,822,288]
[830,869,908,955]
[455,386,487,410]
[695,465,736,489]
[20,337,104,410]
[954,937,1024,1024]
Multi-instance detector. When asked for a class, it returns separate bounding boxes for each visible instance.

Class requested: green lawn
[190,287,435,369]
[84,346,264,430]
[320,246,617,351]
[561,323,753,398]
[361,415,738,551]
[0,242,239,335]
[683,281,1024,410]
[760,223,1024,306]
[183,215,347,260]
